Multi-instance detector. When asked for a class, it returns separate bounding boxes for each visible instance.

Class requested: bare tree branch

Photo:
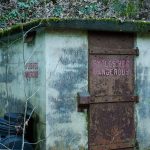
[0,142,11,150]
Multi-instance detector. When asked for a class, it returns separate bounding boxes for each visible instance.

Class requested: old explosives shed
[0,18,150,150]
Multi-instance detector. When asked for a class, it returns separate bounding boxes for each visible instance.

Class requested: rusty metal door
[78,32,138,150]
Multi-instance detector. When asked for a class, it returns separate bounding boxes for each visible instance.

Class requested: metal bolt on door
[77,32,139,150]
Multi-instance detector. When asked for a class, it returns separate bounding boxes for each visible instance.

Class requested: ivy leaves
[0,0,148,29]
[0,0,39,26]
[53,5,63,17]
[112,0,139,19]
[79,3,98,16]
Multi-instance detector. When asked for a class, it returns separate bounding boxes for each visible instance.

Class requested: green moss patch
[1,18,150,39]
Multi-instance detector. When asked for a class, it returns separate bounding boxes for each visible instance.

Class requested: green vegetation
[0,0,150,38]
[0,0,149,29]
[112,0,139,19]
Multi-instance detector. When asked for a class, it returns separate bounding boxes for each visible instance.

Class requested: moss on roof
[0,18,150,38]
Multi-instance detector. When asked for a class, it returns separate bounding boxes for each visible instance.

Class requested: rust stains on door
[78,32,138,150]
[90,55,134,97]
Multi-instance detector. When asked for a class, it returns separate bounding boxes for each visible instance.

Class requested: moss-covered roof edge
[1,18,150,38]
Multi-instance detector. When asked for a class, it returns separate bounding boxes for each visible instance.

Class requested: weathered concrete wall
[136,33,150,150]
[0,30,46,150]
[0,29,88,150]
[45,30,88,150]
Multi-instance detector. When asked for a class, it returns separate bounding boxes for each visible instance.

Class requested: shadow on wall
[0,72,15,83]
[0,95,25,114]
